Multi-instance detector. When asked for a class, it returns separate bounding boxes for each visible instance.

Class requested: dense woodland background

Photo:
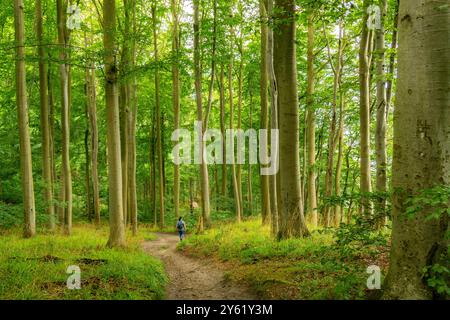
[0,0,448,300]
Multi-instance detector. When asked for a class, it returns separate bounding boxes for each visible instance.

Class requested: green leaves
[405,185,450,221]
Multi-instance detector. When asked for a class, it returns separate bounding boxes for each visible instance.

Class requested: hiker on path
[176,217,186,241]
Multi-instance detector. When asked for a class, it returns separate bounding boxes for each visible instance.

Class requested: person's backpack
[177,220,184,231]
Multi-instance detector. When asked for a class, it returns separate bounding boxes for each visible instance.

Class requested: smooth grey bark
[259,0,271,225]
[104,0,126,248]
[36,0,55,231]
[15,0,36,238]
[383,0,449,300]
[274,0,309,238]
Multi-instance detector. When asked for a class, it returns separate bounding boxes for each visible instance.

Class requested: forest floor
[0,224,167,299]
[142,233,257,300]
[174,219,390,300]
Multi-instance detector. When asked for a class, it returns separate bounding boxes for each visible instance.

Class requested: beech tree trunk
[306,12,317,227]
[128,0,138,235]
[57,0,72,235]
[382,0,449,300]
[219,65,227,198]
[104,0,126,248]
[274,0,309,239]
[15,0,36,238]
[375,0,388,228]
[229,22,242,223]
[36,0,55,231]
[171,0,181,220]
[194,0,211,230]
[152,4,165,228]
[267,0,278,235]
[359,0,373,215]
[259,0,271,225]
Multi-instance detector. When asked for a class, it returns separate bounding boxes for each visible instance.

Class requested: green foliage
[333,214,389,257]
[405,185,450,298]
[405,185,450,221]
[0,225,167,299]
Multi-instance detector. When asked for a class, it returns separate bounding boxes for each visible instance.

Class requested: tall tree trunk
[36,0,55,231]
[237,21,244,218]
[194,0,211,230]
[48,64,56,198]
[171,0,181,220]
[359,0,373,216]
[306,12,317,227]
[386,0,399,118]
[84,32,92,222]
[57,0,72,235]
[104,0,126,248]
[383,0,449,299]
[15,0,36,238]
[334,94,345,227]
[229,22,242,223]
[375,0,388,229]
[274,0,309,238]
[247,85,254,216]
[120,0,132,226]
[219,65,227,198]
[88,60,101,227]
[267,0,278,235]
[152,4,165,228]
[259,0,271,225]
[323,21,343,227]
[150,109,157,225]
[127,0,138,235]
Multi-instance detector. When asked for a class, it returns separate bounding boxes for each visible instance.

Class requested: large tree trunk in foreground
[104,0,126,248]
[15,0,36,238]
[36,0,55,231]
[274,0,309,239]
[383,0,449,300]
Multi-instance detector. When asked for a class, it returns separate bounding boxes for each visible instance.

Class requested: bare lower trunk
[88,62,101,227]
[375,0,388,229]
[194,0,211,230]
[219,66,227,198]
[104,0,126,248]
[36,0,55,231]
[267,0,278,235]
[228,24,242,223]
[259,0,271,225]
[359,0,373,216]
[57,0,72,235]
[306,13,317,227]
[274,0,309,239]
[172,0,181,220]
[15,0,36,238]
[152,4,165,228]
[383,0,449,299]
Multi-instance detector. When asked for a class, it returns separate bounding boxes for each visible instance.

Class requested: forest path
[142,233,257,300]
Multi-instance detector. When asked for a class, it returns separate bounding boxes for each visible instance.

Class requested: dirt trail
[142,233,257,300]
